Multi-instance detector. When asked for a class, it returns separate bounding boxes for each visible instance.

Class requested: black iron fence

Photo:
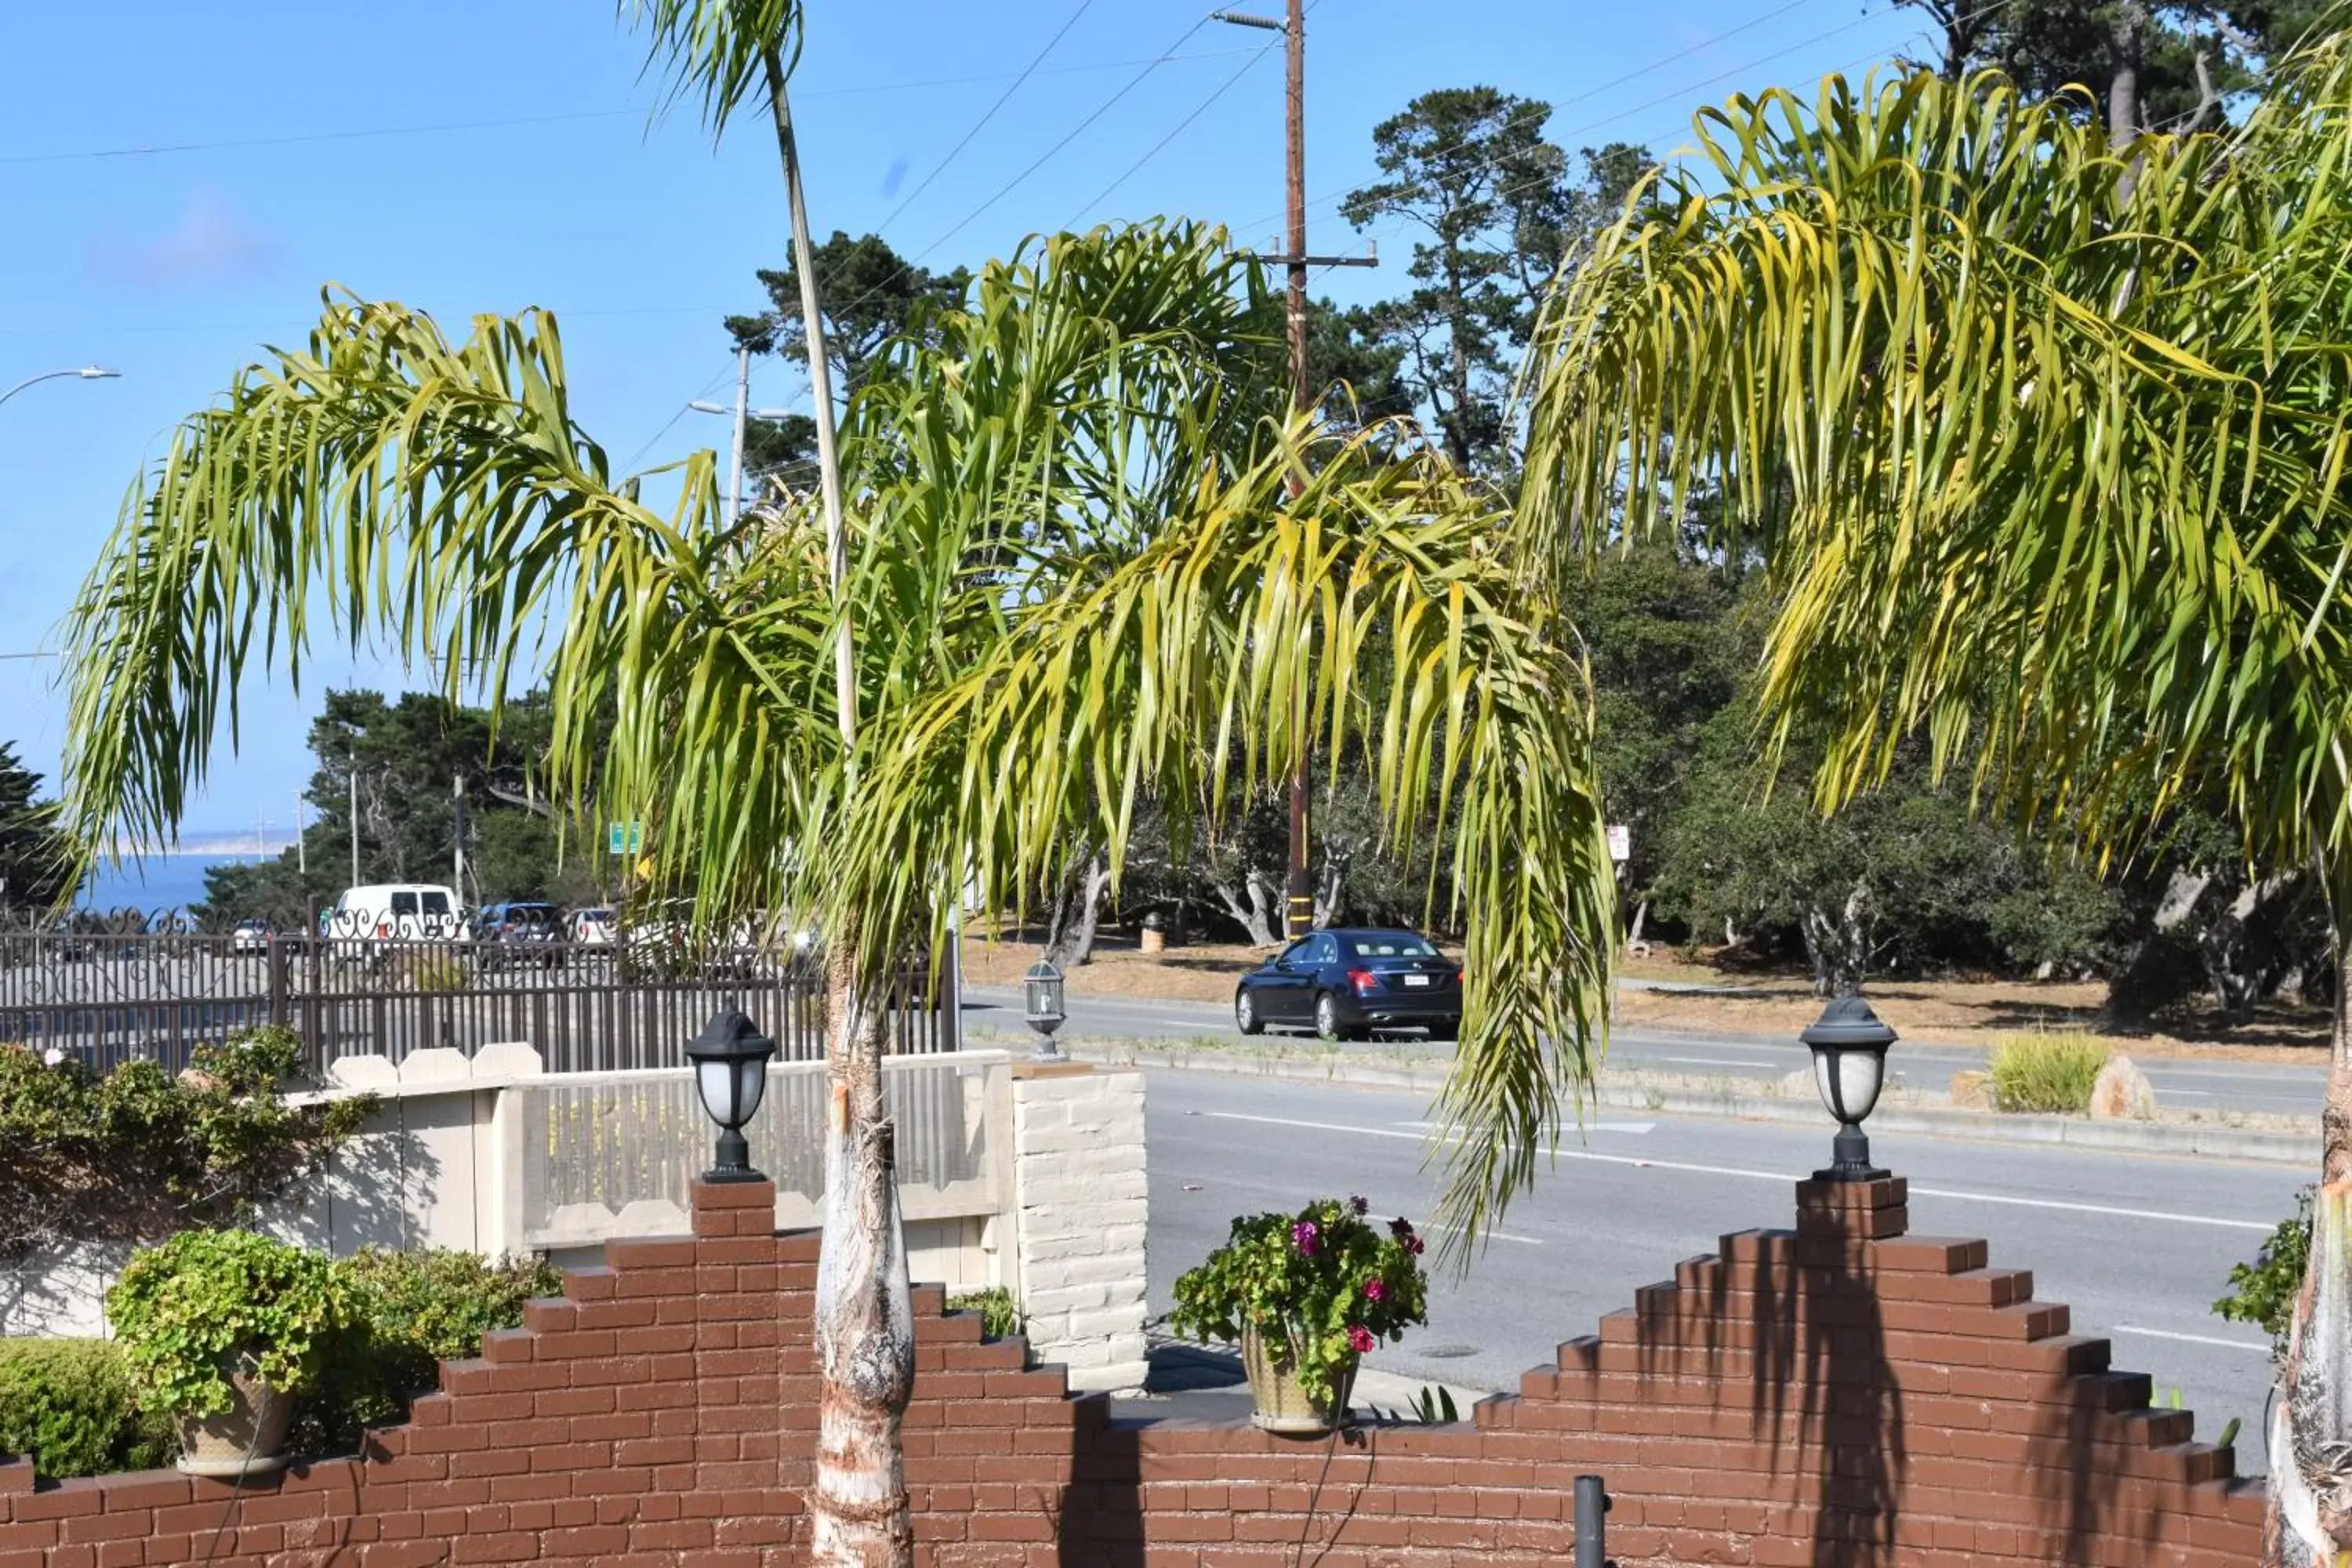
[0,915,954,1076]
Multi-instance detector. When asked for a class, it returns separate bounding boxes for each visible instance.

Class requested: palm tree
[62,227,1617,1563]
[1519,27,2352,1563]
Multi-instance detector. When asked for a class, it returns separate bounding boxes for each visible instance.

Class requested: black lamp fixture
[1023,960,1067,1063]
[1799,995,1897,1182]
[684,1007,777,1182]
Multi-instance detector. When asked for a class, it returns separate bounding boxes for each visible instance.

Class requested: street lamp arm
[0,367,121,411]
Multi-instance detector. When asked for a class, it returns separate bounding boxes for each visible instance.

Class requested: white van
[331,884,463,946]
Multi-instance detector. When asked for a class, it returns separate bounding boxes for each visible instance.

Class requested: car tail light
[1454,967,1465,985]
[1348,968,1379,996]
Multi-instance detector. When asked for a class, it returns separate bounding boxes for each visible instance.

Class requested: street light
[684,1007,777,1182]
[1023,960,1067,1063]
[1798,996,1897,1182]
[0,366,121,411]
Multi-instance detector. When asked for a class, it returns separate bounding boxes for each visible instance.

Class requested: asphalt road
[1137,1069,2297,1472]
[960,983,2328,1116]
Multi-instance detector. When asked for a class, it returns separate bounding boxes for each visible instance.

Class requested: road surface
[1136,1069,2296,1472]
[961,983,2327,1116]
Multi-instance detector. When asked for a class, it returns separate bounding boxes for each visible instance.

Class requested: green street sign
[608,821,643,855]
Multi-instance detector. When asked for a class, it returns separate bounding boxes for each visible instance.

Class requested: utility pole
[348,751,360,891]
[1218,2,1376,939]
[295,793,307,877]
[452,774,466,899]
[728,343,750,528]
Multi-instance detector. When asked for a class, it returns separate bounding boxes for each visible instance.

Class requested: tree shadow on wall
[1701,1226,1907,1568]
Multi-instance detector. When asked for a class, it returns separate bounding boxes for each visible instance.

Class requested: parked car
[474,902,561,968]
[230,919,273,957]
[1233,927,1461,1041]
[328,884,463,952]
[568,906,618,946]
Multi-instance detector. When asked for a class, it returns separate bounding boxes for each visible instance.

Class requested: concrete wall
[0,1051,1151,1391]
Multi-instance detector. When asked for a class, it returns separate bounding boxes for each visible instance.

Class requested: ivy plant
[1167,1196,1430,1406]
[106,1229,344,1419]
[0,1027,372,1261]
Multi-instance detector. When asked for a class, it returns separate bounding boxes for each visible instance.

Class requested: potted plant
[106,1229,342,1476]
[1168,1196,1429,1434]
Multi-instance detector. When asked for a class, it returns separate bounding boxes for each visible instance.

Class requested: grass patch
[947,1287,1022,1341]
[1987,1032,2111,1114]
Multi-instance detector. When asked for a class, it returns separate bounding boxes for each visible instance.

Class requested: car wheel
[1235,989,1263,1036]
[1315,993,1343,1042]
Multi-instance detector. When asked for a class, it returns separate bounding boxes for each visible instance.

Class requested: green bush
[107,1229,343,1420]
[1986,1033,2111,1114]
[295,1248,564,1457]
[0,1027,373,1262]
[2216,1189,2312,1361]
[0,1339,172,1479]
[946,1287,1022,1341]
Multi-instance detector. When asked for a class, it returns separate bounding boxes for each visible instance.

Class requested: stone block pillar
[1007,1062,1151,1391]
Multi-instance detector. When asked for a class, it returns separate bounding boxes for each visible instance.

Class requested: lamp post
[0,366,120,412]
[690,379,797,528]
[685,1007,778,1182]
[1798,995,1897,1181]
[1022,960,1067,1064]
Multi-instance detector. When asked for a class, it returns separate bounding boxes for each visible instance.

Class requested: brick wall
[0,1170,2264,1566]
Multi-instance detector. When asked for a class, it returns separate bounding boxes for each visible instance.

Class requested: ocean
[78,855,249,913]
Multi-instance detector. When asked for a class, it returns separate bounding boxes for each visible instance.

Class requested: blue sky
[0,0,1930,840]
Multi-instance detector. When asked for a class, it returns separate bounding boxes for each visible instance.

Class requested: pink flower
[1406,1236,1425,1257]
[1346,1325,1375,1354]
[1363,1279,1388,1303]
[1291,1220,1319,1257]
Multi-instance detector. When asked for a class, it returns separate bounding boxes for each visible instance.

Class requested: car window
[422,891,452,916]
[1309,935,1340,966]
[1345,934,1438,959]
[1277,938,1315,967]
[390,892,419,916]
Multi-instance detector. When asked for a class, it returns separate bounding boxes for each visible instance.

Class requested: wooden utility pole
[1218,3,1375,939]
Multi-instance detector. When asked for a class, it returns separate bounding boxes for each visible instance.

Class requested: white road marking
[2111,1324,2274,1355]
[1397,1119,1655,1135]
[1199,1112,2274,1233]
[1646,1054,1781,1069]
[1436,1229,1547,1246]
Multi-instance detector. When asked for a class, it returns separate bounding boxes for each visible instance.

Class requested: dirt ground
[960,926,2335,1062]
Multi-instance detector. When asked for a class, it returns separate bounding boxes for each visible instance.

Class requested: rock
[2087,1054,2159,1120]
[1949,1070,1994,1111]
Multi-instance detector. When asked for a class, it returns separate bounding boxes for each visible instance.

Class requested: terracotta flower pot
[176,1367,295,1477]
[1242,1324,1356,1435]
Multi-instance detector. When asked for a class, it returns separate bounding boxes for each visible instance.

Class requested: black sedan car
[1234,927,1461,1040]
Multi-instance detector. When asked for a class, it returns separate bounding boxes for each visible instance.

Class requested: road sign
[608,821,643,855]
[1606,823,1631,863]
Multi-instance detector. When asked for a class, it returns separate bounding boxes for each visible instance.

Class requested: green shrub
[0,1027,373,1262]
[107,1229,343,1419]
[0,1339,172,1479]
[2216,1189,2312,1361]
[1986,1033,2111,1114]
[295,1248,564,1456]
[946,1287,1022,1341]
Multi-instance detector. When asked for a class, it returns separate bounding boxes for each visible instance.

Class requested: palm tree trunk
[811,955,914,1567]
[759,48,913,1568]
[2266,935,2352,1565]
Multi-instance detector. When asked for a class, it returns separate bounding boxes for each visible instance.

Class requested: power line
[873,0,1100,237]
[910,15,1218,263]
[1062,29,1289,229]
[0,48,1266,169]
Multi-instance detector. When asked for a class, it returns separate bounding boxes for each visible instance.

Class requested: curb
[1029,1035,2321,1167]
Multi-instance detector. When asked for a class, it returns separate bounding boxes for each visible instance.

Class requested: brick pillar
[1792,1173,1910,1241]
[691,1172,780,1237]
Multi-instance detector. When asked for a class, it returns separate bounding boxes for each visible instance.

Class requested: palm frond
[1518,42,2352,886]
[621,0,804,138]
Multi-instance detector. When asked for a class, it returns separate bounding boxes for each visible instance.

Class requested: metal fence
[0,919,954,1075]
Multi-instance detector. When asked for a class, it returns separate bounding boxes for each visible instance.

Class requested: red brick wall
[0,1173,2265,1566]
